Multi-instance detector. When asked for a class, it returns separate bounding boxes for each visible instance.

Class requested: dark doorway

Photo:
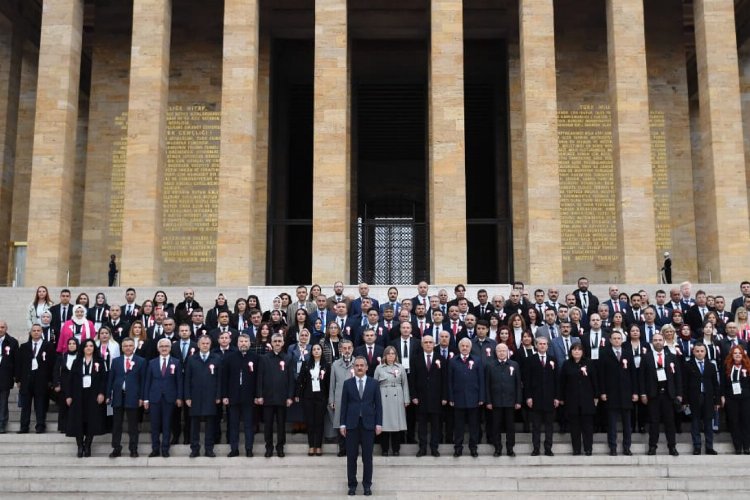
[351,40,429,284]
[464,39,512,283]
[267,40,314,285]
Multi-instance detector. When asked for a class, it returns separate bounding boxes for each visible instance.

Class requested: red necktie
[426,354,431,372]
[161,358,167,376]
[420,321,424,334]
[657,352,663,368]
[125,358,131,372]
[368,346,373,363]
[452,322,458,335]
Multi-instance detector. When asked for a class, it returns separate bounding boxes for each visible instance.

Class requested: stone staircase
[1,392,750,498]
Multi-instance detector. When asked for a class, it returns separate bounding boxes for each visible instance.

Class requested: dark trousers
[302,398,326,448]
[568,412,594,454]
[481,406,493,443]
[57,391,69,433]
[346,420,375,489]
[380,431,401,453]
[171,402,190,442]
[229,401,255,452]
[417,411,441,452]
[149,400,174,452]
[726,398,750,451]
[440,404,454,443]
[20,387,48,431]
[647,392,676,448]
[689,395,714,449]
[631,399,648,431]
[453,407,479,451]
[214,401,230,442]
[111,406,139,452]
[405,404,416,442]
[0,389,9,430]
[263,405,286,450]
[531,409,555,451]
[190,415,216,452]
[491,407,515,451]
[607,408,632,450]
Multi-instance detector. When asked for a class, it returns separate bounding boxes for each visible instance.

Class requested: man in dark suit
[684,291,710,337]
[0,321,19,433]
[122,288,141,321]
[208,311,239,349]
[189,308,210,340]
[106,337,146,457]
[185,335,222,458]
[411,280,430,310]
[598,331,638,456]
[639,332,683,456]
[523,336,560,456]
[730,281,750,317]
[105,305,130,343]
[603,285,629,318]
[573,277,599,325]
[48,289,73,333]
[327,281,353,311]
[485,343,522,457]
[340,356,383,496]
[15,325,55,433]
[143,338,183,457]
[720,322,748,360]
[354,309,383,347]
[354,329,384,377]
[683,343,720,455]
[409,335,446,457]
[447,338,484,457]
[379,287,402,316]
[174,288,201,326]
[257,333,295,457]
[624,293,646,329]
[221,333,259,457]
[310,294,334,333]
[170,324,196,444]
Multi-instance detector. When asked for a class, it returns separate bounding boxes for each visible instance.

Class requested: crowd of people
[1,278,750,461]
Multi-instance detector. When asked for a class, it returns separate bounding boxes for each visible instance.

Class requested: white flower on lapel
[248,361,254,372]
[279,361,285,371]
[209,363,215,375]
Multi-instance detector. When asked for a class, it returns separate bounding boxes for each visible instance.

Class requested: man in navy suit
[340,356,382,496]
[350,283,380,317]
[221,334,259,457]
[143,338,183,457]
[185,335,222,458]
[107,337,146,457]
[0,320,19,434]
[310,294,334,332]
[447,337,485,457]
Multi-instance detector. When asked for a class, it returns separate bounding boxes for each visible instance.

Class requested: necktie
[452,321,458,334]
[202,354,207,362]
[699,361,704,374]
[125,358,131,372]
[386,321,391,330]
[481,305,485,316]
[565,337,570,355]
[33,342,38,357]
[540,355,545,366]
[614,301,619,313]
[442,348,447,358]
[615,350,621,362]
[403,340,408,358]
[700,308,706,319]
[419,321,424,334]
[659,306,665,319]
[537,304,542,316]
[593,333,599,349]
[427,354,432,371]
[582,293,588,310]
[550,325,556,338]
[61,307,66,321]
[368,346,373,363]
[648,326,653,341]
[657,351,663,368]
[358,378,364,398]
[182,342,188,360]
[635,310,640,321]
[161,358,166,376]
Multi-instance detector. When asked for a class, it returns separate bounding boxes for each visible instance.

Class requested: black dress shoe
[170,436,179,445]
[734,449,743,455]
[381,450,389,457]
[264,450,273,458]
[470,449,478,458]
[416,450,426,457]
[17,429,29,434]
[572,451,581,456]
[182,439,190,445]
[348,488,356,496]
[246,449,254,457]
[609,449,617,456]
[584,451,592,456]
[36,428,46,434]
[623,449,632,456]
[744,449,750,455]
[693,448,701,455]
[161,450,170,458]
[130,451,139,458]
[705,448,718,455]
[493,450,502,457]
[507,449,515,457]
[109,449,121,458]
[544,450,554,457]
[77,447,84,458]
[392,451,399,456]
[277,450,285,458]
[531,449,540,456]
[431,450,440,457]
[189,450,200,458]
[338,449,347,457]
[205,450,216,458]
[647,447,657,456]
[364,489,372,496]
[0,428,6,434]
[453,450,462,457]
[669,448,679,457]
[149,450,160,458]
[228,450,240,457]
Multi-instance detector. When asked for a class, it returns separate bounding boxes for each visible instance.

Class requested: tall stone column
[606,0,658,283]
[519,0,562,283]
[25,0,84,286]
[429,0,467,283]
[216,0,259,285]
[253,33,271,285]
[312,0,350,284]
[120,0,171,285]
[692,0,750,280]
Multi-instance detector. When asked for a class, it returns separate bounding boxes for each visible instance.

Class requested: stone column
[25,0,84,286]
[429,0,467,283]
[253,33,271,285]
[519,0,562,283]
[216,0,259,285]
[0,13,22,282]
[606,0,658,282]
[693,0,750,280]
[120,0,171,285]
[312,0,350,284]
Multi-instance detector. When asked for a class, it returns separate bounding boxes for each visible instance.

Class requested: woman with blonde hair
[373,346,410,456]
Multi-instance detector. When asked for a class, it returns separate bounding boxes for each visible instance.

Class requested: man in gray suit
[549,322,580,365]
[535,309,560,340]
[328,339,355,457]
[286,285,316,320]
[485,344,522,457]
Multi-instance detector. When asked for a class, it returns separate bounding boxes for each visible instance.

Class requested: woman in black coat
[559,344,599,455]
[64,339,107,457]
[295,343,330,456]
[625,324,651,433]
[53,337,79,434]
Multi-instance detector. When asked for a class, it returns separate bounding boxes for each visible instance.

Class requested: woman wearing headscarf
[57,305,96,354]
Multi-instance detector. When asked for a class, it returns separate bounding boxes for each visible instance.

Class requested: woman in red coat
[57,305,96,354]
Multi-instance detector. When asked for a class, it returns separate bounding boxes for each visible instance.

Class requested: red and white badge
[622,359,628,369]
[319,369,326,380]
[279,361,285,371]
[550,360,555,369]
[209,364,215,375]
[170,364,176,375]
[94,362,100,372]
[248,361,254,372]
[468,360,474,370]
[670,362,675,374]
[486,347,491,357]
[581,366,588,377]
[435,359,441,369]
